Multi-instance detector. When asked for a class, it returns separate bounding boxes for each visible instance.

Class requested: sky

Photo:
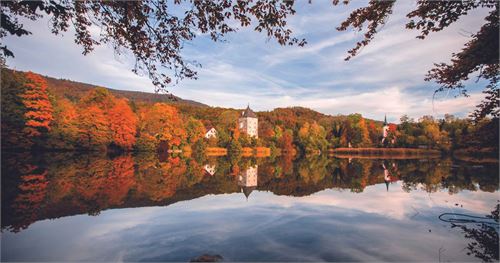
[3,1,491,123]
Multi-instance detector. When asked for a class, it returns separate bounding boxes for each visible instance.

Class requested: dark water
[1,152,499,262]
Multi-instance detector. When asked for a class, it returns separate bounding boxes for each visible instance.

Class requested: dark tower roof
[383,114,388,126]
[242,186,256,199]
[241,105,257,118]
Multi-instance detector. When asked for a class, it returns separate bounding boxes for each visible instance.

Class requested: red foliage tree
[388,123,397,132]
[21,72,54,137]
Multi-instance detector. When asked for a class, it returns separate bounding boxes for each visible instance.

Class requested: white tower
[238,105,258,138]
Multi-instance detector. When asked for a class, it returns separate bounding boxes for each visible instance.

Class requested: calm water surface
[1,152,499,262]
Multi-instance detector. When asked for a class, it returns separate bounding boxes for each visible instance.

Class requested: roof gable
[241,105,257,118]
[205,127,217,133]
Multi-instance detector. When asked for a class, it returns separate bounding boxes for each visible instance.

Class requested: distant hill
[41,72,383,126]
[7,69,208,107]
[5,69,386,126]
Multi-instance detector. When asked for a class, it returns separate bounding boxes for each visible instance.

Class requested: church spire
[384,114,388,126]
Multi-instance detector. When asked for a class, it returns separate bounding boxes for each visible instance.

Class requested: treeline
[2,70,209,151]
[396,114,498,152]
[2,70,498,155]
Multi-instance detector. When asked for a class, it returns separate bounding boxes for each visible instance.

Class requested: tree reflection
[9,164,48,232]
[440,204,499,262]
[1,152,498,232]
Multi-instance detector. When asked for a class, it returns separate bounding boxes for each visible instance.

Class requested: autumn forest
[2,69,498,161]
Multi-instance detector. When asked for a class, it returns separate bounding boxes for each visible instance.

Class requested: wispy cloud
[3,1,490,121]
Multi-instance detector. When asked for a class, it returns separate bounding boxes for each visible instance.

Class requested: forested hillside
[6,69,207,107]
[2,69,498,157]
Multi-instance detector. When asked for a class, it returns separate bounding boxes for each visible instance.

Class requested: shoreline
[3,147,498,163]
[328,147,442,157]
[328,154,441,160]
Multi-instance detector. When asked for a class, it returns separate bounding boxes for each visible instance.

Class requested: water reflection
[203,164,216,176]
[1,152,498,261]
[238,165,258,199]
[439,204,499,262]
[382,161,399,191]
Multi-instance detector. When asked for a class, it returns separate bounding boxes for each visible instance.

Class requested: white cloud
[181,181,497,222]
[262,32,358,66]
[3,1,492,121]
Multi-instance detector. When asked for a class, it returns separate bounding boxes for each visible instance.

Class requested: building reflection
[383,163,390,191]
[382,162,399,192]
[204,164,216,176]
[238,165,258,199]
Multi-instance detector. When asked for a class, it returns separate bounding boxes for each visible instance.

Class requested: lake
[1,152,499,262]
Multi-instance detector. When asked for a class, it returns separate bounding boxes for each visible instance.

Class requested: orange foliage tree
[137,103,186,150]
[108,99,137,150]
[77,105,111,149]
[21,72,54,137]
[74,88,138,150]
[56,99,78,135]
[47,98,79,149]
[358,117,372,146]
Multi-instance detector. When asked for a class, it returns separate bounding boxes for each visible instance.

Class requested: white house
[204,127,217,139]
[238,105,258,138]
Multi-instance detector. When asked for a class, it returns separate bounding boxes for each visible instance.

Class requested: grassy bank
[206,147,271,157]
[329,147,442,159]
[241,147,271,157]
